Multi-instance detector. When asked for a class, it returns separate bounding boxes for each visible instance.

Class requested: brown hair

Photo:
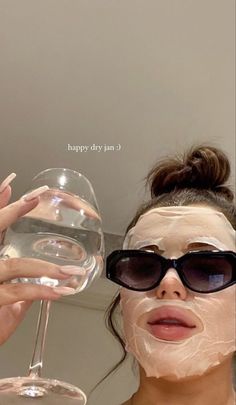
[88,143,236,395]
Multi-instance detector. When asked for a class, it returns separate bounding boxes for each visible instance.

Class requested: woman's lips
[146,306,199,341]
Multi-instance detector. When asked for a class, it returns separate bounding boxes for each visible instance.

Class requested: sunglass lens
[112,255,162,290]
[181,256,233,292]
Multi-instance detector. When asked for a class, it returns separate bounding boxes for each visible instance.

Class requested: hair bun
[146,145,234,201]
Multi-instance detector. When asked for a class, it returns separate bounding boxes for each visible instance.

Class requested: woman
[0,173,78,346]
[103,145,235,405]
[0,145,235,405]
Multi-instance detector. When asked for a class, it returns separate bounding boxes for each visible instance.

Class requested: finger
[46,190,101,220]
[0,185,12,209]
[0,258,78,283]
[63,194,101,219]
[0,173,16,193]
[0,197,40,232]
[0,229,6,245]
[13,300,33,315]
[0,284,64,306]
[0,301,32,344]
[0,300,32,326]
[0,186,12,243]
[0,185,49,232]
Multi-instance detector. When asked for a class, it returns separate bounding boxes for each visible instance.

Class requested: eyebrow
[140,242,220,252]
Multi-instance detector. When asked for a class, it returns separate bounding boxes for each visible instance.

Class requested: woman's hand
[0,175,71,345]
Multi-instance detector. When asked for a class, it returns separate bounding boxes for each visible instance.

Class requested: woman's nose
[155,268,187,300]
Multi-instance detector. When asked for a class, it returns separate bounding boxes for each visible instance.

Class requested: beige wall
[0,0,235,235]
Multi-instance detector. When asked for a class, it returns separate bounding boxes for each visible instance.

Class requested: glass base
[0,377,87,404]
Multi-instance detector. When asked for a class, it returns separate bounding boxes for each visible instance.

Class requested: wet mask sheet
[120,206,236,380]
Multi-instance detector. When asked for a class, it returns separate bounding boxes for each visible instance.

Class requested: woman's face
[120,205,235,380]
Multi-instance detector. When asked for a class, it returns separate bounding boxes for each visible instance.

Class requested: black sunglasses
[106,249,236,294]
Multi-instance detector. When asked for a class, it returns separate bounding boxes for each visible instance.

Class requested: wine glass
[0,168,104,404]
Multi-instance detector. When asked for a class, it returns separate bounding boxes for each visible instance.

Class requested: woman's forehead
[124,206,236,251]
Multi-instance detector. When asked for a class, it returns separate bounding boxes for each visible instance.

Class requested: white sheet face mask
[120,206,236,380]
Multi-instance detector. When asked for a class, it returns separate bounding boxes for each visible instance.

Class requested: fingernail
[21,186,49,201]
[0,173,16,193]
[60,266,86,276]
[52,286,76,296]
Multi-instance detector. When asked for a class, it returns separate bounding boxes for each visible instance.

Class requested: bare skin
[121,242,235,405]
[121,358,235,405]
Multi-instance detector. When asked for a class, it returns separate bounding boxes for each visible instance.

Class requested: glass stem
[28,300,51,378]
